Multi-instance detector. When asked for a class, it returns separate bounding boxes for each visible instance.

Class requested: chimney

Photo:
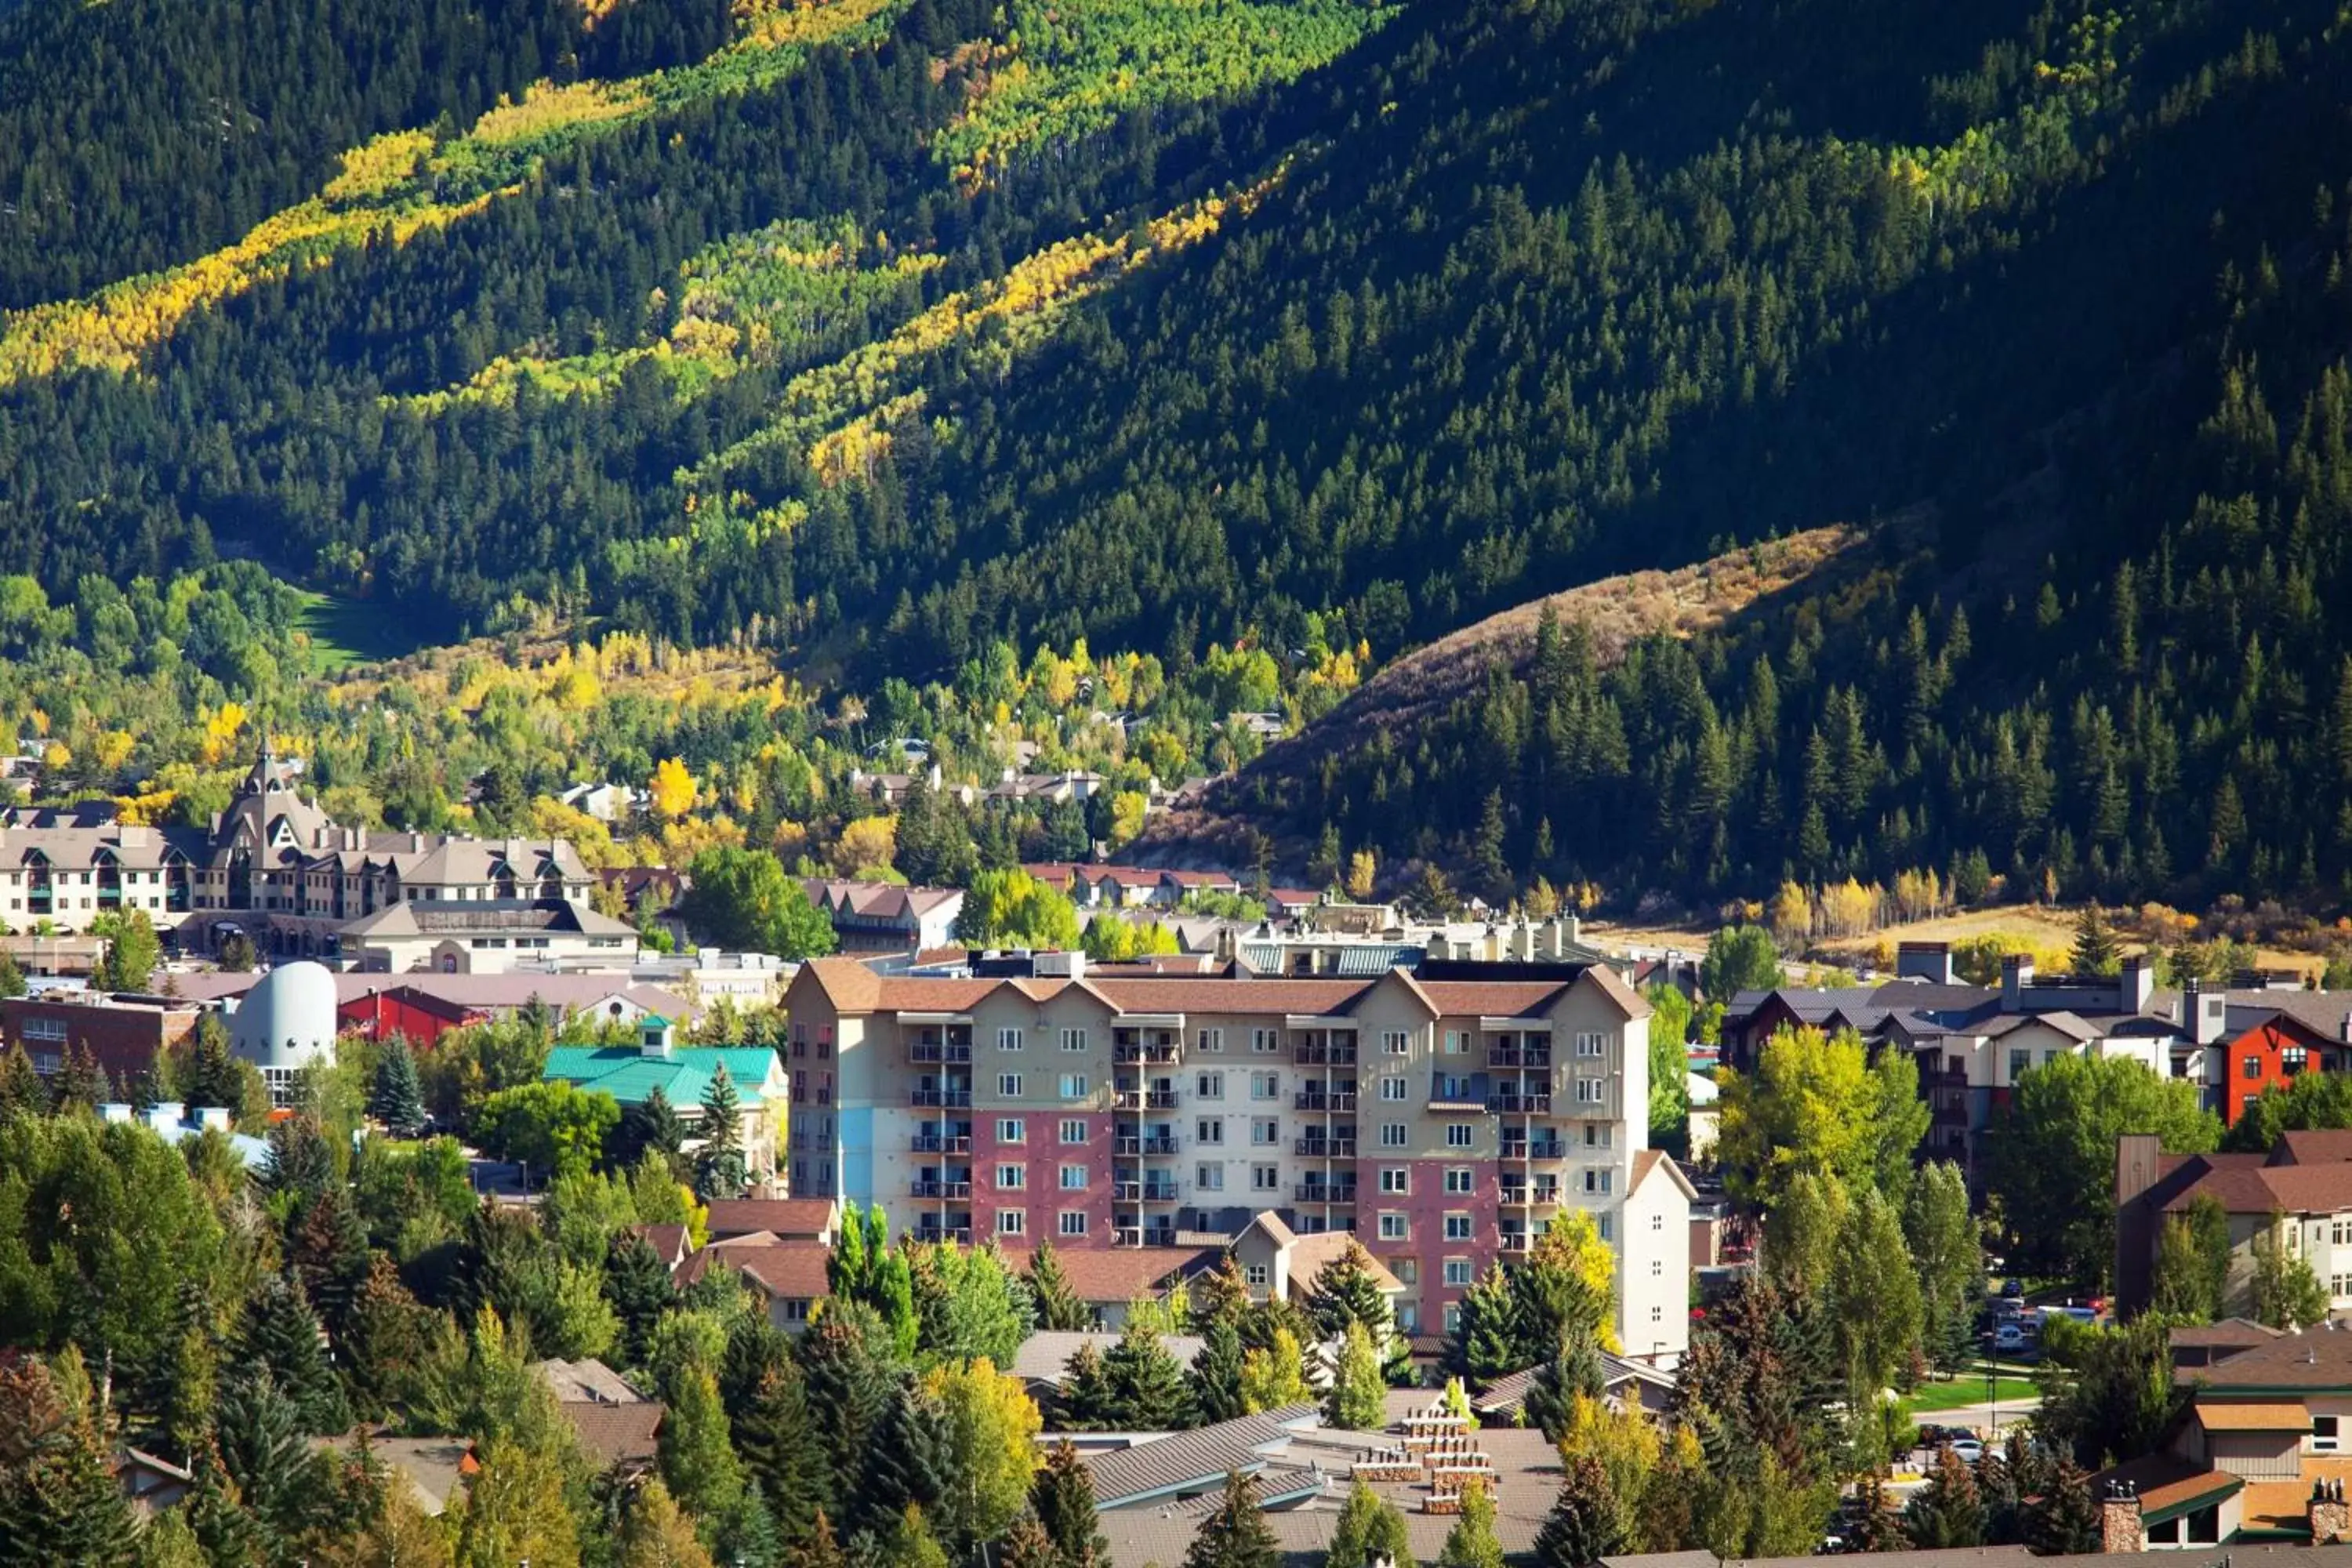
[2116,1132,2164,1210]
[1897,942,1956,985]
[2121,953,2154,1014]
[2100,1481,2144,1553]
[1510,920,1534,962]
[2186,980,2227,1047]
[2001,955,2034,1011]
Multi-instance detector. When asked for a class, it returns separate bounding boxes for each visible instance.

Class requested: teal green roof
[543,1044,781,1108]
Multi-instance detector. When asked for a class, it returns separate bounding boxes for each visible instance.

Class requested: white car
[1947,1438,1986,1465]
[1994,1324,2028,1352]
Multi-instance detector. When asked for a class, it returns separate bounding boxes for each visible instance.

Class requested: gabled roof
[2189,1324,2352,1391]
[1628,1149,1698,1203]
[704,1198,837,1240]
[1007,1245,1217,1303]
[676,1238,832,1299]
[1010,1330,1207,1387]
[1083,1405,1317,1504]
[1280,1232,1404,1296]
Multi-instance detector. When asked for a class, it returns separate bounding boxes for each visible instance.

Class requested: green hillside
[0,0,2349,909]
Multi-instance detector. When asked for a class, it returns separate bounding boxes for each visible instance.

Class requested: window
[998,1210,1025,1236]
[1196,1120,1223,1145]
[1446,1123,1473,1148]
[1196,1071,1225,1099]
[1197,1028,1225,1054]
[2336,1217,2352,1246]
[1251,1163,1279,1192]
[998,1166,1027,1189]
[1583,1168,1613,1194]
[1443,1214,1472,1241]
[1381,1123,1407,1148]
[1650,1305,1663,1324]
[2245,1056,2264,1080]
[1251,1118,1279,1146]
[1060,1165,1087,1190]
[1574,1079,1605,1105]
[1443,1030,1469,1055]
[2318,1416,2341,1454]
[1443,1259,1473,1287]
[1598,1214,1613,1242]
[1060,1074,1090,1099]
[1380,1167,1410,1195]
[1445,1167,1474,1194]
[1383,1030,1410,1055]
[998,1074,1024,1098]
[1651,1211,1664,1232]
[1438,1073,1472,1101]
[1245,1264,1270,1287]
[1381,1076,1408,1102]
[1575,1031,1606,1058]
[1061,1119,1087,1145]
[1379,1213,1408,1241]
[997,1117,1026,1143]
[2009,1048,2031,1079]
[1059,1211,1089,1237]
[2286,1045,2310,1073]
[999,1028,1025,1052]
[1252,1029,1279,1054]
[21,1018,66,1044]
[1250,1072,1279,1101]
[1196,1164,1225,1191]
[1061,1029,1088,1052]
[1651,1258,1664,1276]
[2335,1274,2352,1298]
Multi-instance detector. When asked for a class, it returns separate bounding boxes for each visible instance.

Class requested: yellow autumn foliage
[649,757,698,818]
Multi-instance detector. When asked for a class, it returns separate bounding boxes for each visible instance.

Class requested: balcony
[1429,1086,1485,1111]
[1113,1181,1183,1203]
[1487,1045,1552,1069]
[1498,1181,1561,1207]
[915,1225,973,1246]
[1114,1225,1181,1248]
[1497,1232,1536,1254]
[913,1087,973,1109]
[1489,1091,1552,1115]
[1295,1089,1358,1113]
[1115,1042,1180,1065]
[911,1042,973,1064]
[1112,1131,1181,1156]
[1934,1099,1970,1125]
[1295,1181,1359,1203]
[1295,1135,1358,1159]
[1294,1042,1359,1066]
[1115,1089,1180,1111]
[911,1179,973,1200]
[911,1132,973,1154]
[1503,1138,1566,1162]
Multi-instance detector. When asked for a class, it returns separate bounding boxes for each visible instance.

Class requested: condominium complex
[780,953,1692,1363]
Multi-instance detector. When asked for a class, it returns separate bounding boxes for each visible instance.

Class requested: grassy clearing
[1907,1375,2039,1413]
[292,589,425,673]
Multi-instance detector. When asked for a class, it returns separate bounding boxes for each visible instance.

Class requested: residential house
[531,1358,664,1473]
[542,1017,787,1178]
[802,880,965,953]
[2117,1130,2352,1319]
[676,1236,831,1329]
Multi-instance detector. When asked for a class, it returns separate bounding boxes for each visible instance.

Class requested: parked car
[2000,1277,2025,1298]
[1947,1438,1986,1465]
[1994,1323,2028,1352]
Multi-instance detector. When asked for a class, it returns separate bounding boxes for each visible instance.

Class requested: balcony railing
[1497,1232,1536,1254]
[1295,1182,1359,1203]
[1503,1139,1567,1162]
[1295,1136,1358,1159]
[1489,1091,1552,1115]
[1114,1225,1181,1248]
[1115,1089,1180,1110]
[911,1179,973,1200]
[912,1087,973,1109]
[1112,1132,1181,1156]
[1429,1087,1485,1110]
[1113,1181,1183,1203]
[911,1133,973,1154]
[1295,1089,1358,1112]
[1115,1043,1180,1064]
[1487,1045,1552,1069]
[1294,1043,1358,1065]
[911,1043,973,1064]
[1498,1183,1561,1207]
[915,1225,972,1246]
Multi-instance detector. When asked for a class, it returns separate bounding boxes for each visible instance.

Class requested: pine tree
[857,1387,948,1536]
[1446,1264,1521,1379]
[0,1359,138,1566]
[1326,1479,1412,1568]
[795,1315,895,1505]
[1032,1442,1110,1568]
[1438,1479,1506,1568]
[0,1044,42,1120]
[186,1015,245,1114]
[1905,1446,1986,1548]
[1326,1321,1386,1431]
[659,1360,743,1529]
[1188,1254,1250,1331]
[1183,1472,1278,1568]
[2023,1460,2100,1555]
[723,1482,788,1568]
[368,1038,429,1138]
[1004,1516,1061,1568]
[1025,1239,1091,1331]
[130,1062,165,1113]
[794,1512,849,1568]
[1189,1318,1247,1423]
[238,1276,350,1436]
[1304,1239,1393,1344]
[2070,905,2122,976]
[0,949,23,1002]
[697,1065,748,1200]
[1848,1476,1907,1553]
[626,1085,688,1173]
[49,1042,107,1112]
[186,1437,266,1568]
[1534,1456,1621,1568]
[606,1231,679,1369]
[1103,1321,1194,1430]
[735,1362,831,1547]
[1057,1341,1114,1430]
[1523,1330,1602,1443]
[213,1372,328,1552]
[292,1180,371,1339]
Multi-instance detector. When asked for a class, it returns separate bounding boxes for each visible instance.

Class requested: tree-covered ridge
[0,0,586,311]
[0,0,912,387]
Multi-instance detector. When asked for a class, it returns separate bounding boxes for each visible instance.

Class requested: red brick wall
[1361,1154,1498,1330]
[0,999,197,1082]
[971,1111,1116,1247]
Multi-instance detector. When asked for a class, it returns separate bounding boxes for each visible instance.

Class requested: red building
[337,985,491,1046]
[0,993,201,1081]
[2219,1010,2345,1126]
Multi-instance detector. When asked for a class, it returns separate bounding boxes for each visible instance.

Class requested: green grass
[1907,1375,2040,1413]
[292,588,423,672]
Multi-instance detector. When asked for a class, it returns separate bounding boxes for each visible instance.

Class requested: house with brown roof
[677,1237,833,1330]
[704,1197,839,1243]
[2118,1131,2352,1319]
[530,1358,664,1472]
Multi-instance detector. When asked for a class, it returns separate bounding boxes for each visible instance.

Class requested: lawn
[1908,1375,2040,1412]
[292,588,425,673]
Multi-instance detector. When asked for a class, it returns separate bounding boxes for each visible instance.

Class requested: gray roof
[1084,1406,1318,1508]
[1013,1331,1207,1388]
[340,897,635,940]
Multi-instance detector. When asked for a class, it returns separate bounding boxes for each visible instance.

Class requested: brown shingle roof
[561,1402,665,1468]
[801,956,883,1012]
[1414,980,1573,1017]
[704,1199,835,1240]
[2275,1130,2352,1166]
[677,1239,831,1299]
[1581,964,1653,1021]
[1007,1246,1218,1303]
[2092,1450,2245,1520]
[2195,1401,2312,1430]
[1281,1232,1403,1295]
[2193,1329,2352,1390]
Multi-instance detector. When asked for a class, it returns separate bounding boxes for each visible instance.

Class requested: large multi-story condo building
[0,750,619,969]
[780,953,1693,1363]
